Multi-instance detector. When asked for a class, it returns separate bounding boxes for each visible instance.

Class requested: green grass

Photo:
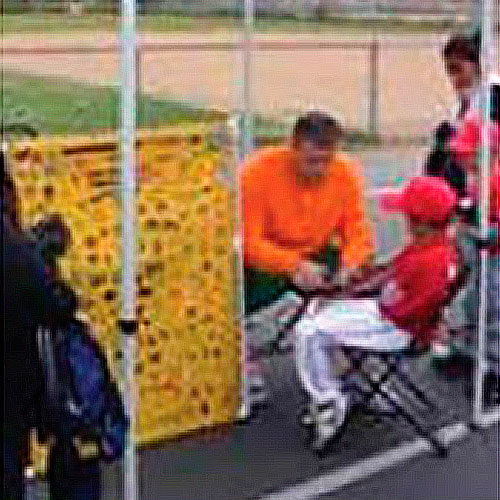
[1,71,305,143]
[2,12,462,35]
[3,71,409,146]
[2,71,225,137]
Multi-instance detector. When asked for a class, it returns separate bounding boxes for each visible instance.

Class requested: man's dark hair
[443,32,481,68]
[293,111,342,147]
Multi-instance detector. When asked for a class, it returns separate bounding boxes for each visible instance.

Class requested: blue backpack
[37,319,128,462]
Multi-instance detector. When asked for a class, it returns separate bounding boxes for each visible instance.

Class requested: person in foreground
[2,155,65,499]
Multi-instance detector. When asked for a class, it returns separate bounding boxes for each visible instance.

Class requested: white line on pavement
[258,422,469,500]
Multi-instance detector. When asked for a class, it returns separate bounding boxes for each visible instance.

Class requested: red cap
[379,176,457,225]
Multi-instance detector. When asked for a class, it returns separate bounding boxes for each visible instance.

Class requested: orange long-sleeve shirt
[242,146,374,276]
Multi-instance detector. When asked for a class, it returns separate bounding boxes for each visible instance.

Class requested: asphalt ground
[324,424,499,500]
[96,350,473,500]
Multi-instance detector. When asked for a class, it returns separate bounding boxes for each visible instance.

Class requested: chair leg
[350,353,448,456]
[375,380,448,456]
[386,358,438,412]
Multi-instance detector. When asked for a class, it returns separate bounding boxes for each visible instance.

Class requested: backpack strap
[37,325,59,412]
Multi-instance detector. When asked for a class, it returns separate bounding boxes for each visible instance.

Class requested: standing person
[2,153,106,499]
[29,215,103,500]
[449,110,500,403]
[425,32,482,208]
[242,111,374,313]
[431,31,486,338]
[2,153,64,499]
[443,31,482,127]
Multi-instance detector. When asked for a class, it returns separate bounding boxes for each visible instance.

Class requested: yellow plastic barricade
[8,126,240,474]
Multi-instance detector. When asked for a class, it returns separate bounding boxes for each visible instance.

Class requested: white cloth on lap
[296,299,410,404]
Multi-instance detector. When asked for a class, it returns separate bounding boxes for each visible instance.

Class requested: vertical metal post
[136,48,141,128]
[369,32,379,138]
[120,0,138,498]
[474,0,494,426]
[236,0,254,422]
[243,0,254,158]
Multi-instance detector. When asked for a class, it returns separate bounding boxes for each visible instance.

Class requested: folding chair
[294,295,450,456]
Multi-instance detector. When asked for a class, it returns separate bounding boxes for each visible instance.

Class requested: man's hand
[292,260,328,291]
[337,266,366,288]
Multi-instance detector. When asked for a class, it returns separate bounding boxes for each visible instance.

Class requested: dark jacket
[3,216,64,436]
[3,214,70,499]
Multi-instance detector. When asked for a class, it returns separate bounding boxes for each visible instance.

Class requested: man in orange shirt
[242,112,374,313]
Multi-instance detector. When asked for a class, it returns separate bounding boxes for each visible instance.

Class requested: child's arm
[379,251,449,342]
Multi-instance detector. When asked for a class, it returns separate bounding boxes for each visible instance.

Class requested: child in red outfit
[448,109,500,379]
[378,176,459,349]
[449,108,500,252]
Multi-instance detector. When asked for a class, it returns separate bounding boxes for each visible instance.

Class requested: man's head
[443,33,481,98]
[291,111,342,182]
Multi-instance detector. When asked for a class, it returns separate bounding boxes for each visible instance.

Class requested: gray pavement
[324,424,499,500]
[97,351,473,500]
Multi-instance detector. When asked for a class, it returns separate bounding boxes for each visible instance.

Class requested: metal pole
[474,0,494,426]
[136,48,141,128]
[243,0,254,158]
[236,0,254,422]
[120,0,138,498]
[369,30,379,138]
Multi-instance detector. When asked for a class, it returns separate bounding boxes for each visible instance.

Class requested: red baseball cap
[379,176,457,225]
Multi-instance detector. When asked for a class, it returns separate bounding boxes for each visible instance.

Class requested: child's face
[445,56,479,98]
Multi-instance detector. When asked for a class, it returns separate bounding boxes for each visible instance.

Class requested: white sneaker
[298,407,314,427]
[432,342,452,359]
[313,422,341,451]
[310,397,348,451]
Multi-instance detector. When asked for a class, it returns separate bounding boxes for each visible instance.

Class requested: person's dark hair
[29,214,72,268]
[293,111,342,148]
[1,150,20,230]
[443,32,481,68]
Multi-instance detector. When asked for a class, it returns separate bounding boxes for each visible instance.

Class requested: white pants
[300,331,408,408]
[301,332,351,406]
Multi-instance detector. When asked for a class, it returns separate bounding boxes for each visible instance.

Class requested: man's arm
[243,164,303,276]
[339,164,374,272]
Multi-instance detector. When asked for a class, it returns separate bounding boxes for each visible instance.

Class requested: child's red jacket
[379,234,458,347]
